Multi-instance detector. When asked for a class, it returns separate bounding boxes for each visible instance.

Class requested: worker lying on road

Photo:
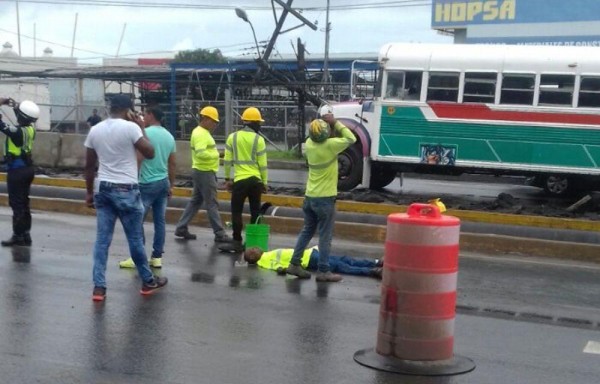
[244,246,383,279]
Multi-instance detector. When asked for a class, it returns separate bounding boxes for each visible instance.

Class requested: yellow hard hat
[199,106,219,122]
[241,107,264,122]
[309,119,330,143]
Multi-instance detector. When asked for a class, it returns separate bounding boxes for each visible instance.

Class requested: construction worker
[244,246,383,279]
[0,98,39,246]
[221,107,268,253]
[286,105,356,282]
[174,106,231,243]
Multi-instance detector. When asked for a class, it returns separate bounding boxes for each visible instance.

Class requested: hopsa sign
[433,0,516,24]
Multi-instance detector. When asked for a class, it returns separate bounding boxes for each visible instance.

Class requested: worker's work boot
[175,228,197,240]
[369,267,383,280]
[315,271,343,283]
[1,234,31,247]
[286,264,311,279]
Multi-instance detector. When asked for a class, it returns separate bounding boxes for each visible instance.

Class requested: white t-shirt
[84,118,143,184]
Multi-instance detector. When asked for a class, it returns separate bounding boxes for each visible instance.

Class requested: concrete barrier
[12,132,195,176]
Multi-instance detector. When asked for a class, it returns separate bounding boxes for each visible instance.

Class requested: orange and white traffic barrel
[354,203,475,376]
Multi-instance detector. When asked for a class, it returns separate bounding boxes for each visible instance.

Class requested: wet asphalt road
[1,207,599,383]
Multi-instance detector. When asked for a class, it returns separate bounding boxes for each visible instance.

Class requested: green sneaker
[118,257,136,269]
[149,257,162,269]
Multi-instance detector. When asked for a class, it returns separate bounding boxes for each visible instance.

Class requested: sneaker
[175,228,196,240]
[149,257,162,269]
[375,258,384,268]
[315,271,343,282]
[92,286,106,301]
[286,264,311,279]
[369,267,383,280]
[214,233,233,243]
[118,257,136,269]
[1,235,31,247]
[140,276,168,295]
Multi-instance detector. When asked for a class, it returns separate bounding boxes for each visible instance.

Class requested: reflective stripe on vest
[231,128,260,166]
[272,249,283,269]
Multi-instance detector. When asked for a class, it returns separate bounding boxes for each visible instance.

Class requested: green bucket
[244,216,270,252]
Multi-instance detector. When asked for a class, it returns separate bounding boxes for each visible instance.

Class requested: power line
[1,0,431,11]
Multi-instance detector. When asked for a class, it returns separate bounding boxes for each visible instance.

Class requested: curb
[2,195,600,264]
[6,173,600,232]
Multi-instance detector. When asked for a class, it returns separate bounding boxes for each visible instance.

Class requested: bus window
[384,71,422,100]
[463,72,497,103]
[500,74,535,105]
[385,71,405,99]
[427,72,459,102]
[404,72,423,100]
[538,74,575,106]
[578,77,600,108]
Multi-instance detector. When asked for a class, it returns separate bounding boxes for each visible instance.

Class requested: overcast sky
[0,0,449,64]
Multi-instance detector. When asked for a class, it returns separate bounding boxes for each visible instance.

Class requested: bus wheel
[369,163,397,190]
[543,175,571,196]
[338,145,363,191]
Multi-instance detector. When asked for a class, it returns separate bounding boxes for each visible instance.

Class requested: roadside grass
[266,150,304,161]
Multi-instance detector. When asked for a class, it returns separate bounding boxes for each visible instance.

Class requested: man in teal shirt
[120,106,176,269]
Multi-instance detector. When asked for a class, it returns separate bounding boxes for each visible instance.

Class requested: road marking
[583,341,600,354]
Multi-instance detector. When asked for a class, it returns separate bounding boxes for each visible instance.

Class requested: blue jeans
[307,250,376,276]
[93,181,154,288]
[140,178,169,258]
[290,197,336,273]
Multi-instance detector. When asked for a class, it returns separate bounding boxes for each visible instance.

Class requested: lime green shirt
[305,121,356,197]
[224,127,268,184]
[257,246,316,271]
[190,125,219,173]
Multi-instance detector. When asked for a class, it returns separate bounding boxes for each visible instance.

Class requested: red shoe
[92,286,106,301]
[140,276,168,295]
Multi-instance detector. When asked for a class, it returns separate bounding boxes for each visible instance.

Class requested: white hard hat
[319,104,334,116]
[17,100,40,121]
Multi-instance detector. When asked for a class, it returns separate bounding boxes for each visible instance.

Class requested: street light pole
[235,8,261,58]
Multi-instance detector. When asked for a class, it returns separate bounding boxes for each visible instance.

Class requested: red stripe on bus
[428,102,600,126]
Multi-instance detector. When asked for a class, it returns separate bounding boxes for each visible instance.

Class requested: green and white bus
[332,43,600,195]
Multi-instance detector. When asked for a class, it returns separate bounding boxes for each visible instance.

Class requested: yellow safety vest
[257,246,316,271]
[305,121,356,197]
[190,125,220,173]
[5,125,35,161]
[224,127,268,184]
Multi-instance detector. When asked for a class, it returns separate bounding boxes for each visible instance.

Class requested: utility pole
[116,23,127,57]
[255,0,318,79]
[16,0,21,56]
[71,13,78,58]
[297,38,306,156]
[321,0,331,94]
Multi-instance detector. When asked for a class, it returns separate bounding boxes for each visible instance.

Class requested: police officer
[0,98,40,246]
[222,107,268,253]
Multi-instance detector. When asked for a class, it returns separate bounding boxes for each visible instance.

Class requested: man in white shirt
[84,94,168,302]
